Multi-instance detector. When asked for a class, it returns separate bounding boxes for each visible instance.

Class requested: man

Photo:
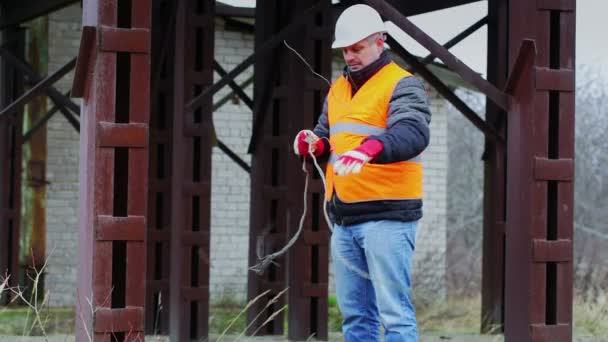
[292,4,431,342]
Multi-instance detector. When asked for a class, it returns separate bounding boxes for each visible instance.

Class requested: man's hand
[293,130,325,157]
[333,139,383,176]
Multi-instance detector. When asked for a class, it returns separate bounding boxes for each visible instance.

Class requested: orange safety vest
[326,62,423,203]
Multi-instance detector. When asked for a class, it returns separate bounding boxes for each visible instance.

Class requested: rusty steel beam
[363,0,511,112]
[481,0,508,333]
[213,75,254,112]
[247,0,288,336]
[387,36,504,144]
[150,0,177,99]
[0,57,75,118]
[184,1,323,115]
[246,51,277,154]
[504,0,575,339]
[76,0,151,340]
[145,0,174,335]
[420,16,488,65]
[216,139,251,174]
[0,28,24,306]
[0,0,79,30]
[0,47,81,115]
[285,2,332,340]
[169,0,214,340]
[213,60,254,110]
[22,91,71,142]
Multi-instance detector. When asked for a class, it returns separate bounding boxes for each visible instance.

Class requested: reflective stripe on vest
[325,62,423,203]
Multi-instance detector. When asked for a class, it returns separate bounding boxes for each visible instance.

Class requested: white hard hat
[332,4,386,49]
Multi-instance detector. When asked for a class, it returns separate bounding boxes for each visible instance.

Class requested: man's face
[342,33,384,71]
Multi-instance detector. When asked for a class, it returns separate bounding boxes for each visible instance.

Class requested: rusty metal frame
[363,0,511,112]
[185,2,323,116]
[246,0,288,336]
[285,2,332,340]
[169,0,214,340]
[386,36,504,144]
[213,60,253,110]
[481,0,508,333]
[75,0,151,340]
[504,0,575,340]
[0,47,81,115]
[212,75,254,112]
[22,91,72,142]
[145,0,174,335]
[0,27,24,306]
[0,58,77,130]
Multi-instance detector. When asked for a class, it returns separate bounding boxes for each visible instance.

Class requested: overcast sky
[220,0,608,78]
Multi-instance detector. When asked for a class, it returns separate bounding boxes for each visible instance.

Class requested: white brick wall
[45,4,82,307]
[209,18,254,303]
[44,5,447,307]
[414,84,448,301]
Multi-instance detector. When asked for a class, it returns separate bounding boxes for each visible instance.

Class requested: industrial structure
[0,0,575,341]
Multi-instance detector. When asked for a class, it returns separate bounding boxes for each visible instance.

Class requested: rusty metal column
[247,0,288,336]
[481,0,508,333]
[285,1,332,340]
[75,0,151,340]
[146,0,175,334]
[0,28,24,305]
[504,0,575,341]
[169,0,214,340]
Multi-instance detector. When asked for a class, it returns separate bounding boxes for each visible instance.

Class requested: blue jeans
[331,220,418,342]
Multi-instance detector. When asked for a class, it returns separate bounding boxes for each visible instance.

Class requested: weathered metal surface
[185,2,323,115]
[481,0,508,332]
[72,26,96,98]
[213,60,254,110]
[0,27,24,306]
[247,0,287,336]
[169,0,214,340]
[247,0,331,339]
[20,17,48,281]
[386,36,504,145]
[76,0,151,341]
[145,0,174,334]
[0,47,80,125]
[0,58,75,119]
[504,0,575,339]
[285,2,331,339]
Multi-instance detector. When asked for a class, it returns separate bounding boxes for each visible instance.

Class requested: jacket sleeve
[312,95,330,139]
[367,76,431,164]
[312,95,331,157]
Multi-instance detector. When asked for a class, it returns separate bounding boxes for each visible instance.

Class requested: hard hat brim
[331,30,388,49]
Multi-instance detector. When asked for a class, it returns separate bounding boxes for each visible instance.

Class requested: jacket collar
[342,50,392,95]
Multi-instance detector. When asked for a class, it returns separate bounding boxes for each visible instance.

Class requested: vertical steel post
[0,28,25,305]
[146,0,174,334]
[481,0,508,333]
[285,1,332,340]
[169,0,214,340]
[247,0,288,336]
[505,0,575,340]
[76,0,151,340]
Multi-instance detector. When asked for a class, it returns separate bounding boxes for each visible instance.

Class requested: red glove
[293,130,325,157]
[334,139,383,176]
